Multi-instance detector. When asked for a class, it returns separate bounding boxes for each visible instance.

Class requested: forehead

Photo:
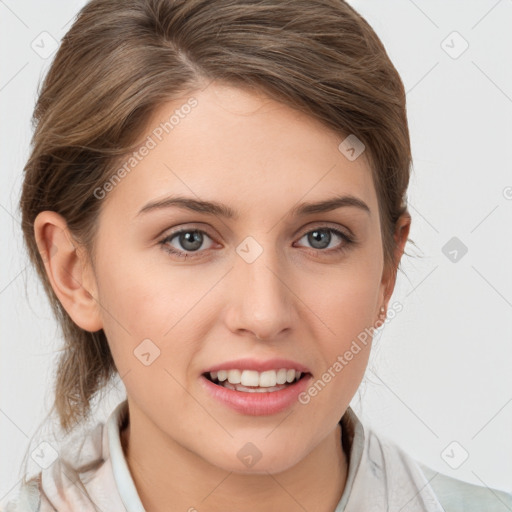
[103,83,377,220]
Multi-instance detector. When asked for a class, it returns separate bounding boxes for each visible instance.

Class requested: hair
[19,0,413,434]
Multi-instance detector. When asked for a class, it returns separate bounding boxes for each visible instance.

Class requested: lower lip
[199,374,313,416]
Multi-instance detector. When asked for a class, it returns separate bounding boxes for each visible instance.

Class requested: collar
[105,400,444,511]
[105,400,367,511]
[106,400,145,512]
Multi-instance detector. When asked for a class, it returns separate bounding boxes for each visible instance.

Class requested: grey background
[1,0,511,503]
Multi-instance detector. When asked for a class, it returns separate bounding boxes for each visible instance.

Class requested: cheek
[297,251,382,399]
[303,250,383,336]
[94,260,206,422]
[94,251,221,378]
[306,277,375,369]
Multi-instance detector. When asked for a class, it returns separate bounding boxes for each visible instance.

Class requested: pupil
[309,229,330,249]
[181,231,203,251]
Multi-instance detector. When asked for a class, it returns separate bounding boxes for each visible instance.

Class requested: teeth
[276,368,287,385]
[241,370,259,386]
[208,368,303,388]
[227,369,241,384]
[222,381,289,393]
[259,370,276,387]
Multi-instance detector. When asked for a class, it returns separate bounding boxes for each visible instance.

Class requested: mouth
[200,366,314,415]
[202,369,311,393]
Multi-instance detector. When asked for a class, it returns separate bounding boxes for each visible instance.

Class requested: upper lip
[202,358,311,374]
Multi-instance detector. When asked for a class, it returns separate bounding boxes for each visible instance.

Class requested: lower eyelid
[296,228,352,250]
[160,227,352,256]
[161,230,215,252]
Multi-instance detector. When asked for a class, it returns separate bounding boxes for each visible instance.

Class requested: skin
[35,82,410,512]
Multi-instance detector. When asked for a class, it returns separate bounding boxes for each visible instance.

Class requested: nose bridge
[228,234,293,338]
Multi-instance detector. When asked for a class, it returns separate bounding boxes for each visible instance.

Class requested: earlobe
[34,211,103,332]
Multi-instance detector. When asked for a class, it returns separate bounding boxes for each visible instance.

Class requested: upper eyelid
[161,223,352,248]
[161,220,353,238]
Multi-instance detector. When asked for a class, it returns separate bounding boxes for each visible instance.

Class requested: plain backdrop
[1,0,511,504]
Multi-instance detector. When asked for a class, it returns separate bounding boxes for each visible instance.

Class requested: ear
[34,211,103,332]
[379,213,411,312]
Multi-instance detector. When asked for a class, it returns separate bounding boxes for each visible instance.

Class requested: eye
[159,225,354,260]
[295,227,353,254]
[159,228,215,259]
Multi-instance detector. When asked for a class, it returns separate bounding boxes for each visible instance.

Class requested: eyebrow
[136,194,371,219]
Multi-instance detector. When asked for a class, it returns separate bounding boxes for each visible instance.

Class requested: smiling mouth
[203,371,311,393]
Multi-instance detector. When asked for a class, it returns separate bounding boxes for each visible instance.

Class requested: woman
[4,0,512,510]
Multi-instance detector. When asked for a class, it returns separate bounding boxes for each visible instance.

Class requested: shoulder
[0,477,43,512]
[356,420,512,512]
[0,418,108,512]
[417,461,512,512]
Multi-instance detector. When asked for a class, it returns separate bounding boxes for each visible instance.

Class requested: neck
[121,404,348,512]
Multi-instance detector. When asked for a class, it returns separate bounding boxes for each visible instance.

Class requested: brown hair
[20,0,412,433]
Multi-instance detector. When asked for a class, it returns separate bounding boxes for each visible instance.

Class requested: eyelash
[158,226,355,260]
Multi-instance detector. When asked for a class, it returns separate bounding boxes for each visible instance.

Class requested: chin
[206,446,302,476]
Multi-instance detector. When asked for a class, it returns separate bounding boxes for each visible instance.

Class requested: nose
[224,243,296,341]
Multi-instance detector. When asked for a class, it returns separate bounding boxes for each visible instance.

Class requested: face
[78,83,399,474]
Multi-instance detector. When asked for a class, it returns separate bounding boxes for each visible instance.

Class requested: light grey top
[2,400,511,511]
